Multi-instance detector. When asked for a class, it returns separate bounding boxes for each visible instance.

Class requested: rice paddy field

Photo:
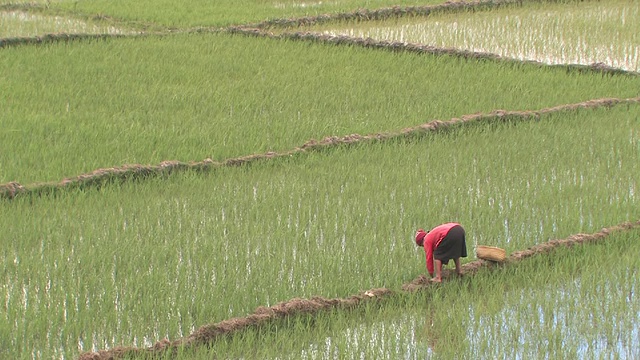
[1,0,639,359]
[0,0,448,28]
[306,0,640,72]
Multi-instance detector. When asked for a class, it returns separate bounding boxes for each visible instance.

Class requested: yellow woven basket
[476,245,506,262]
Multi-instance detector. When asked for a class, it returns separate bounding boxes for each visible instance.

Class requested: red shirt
[423,222,460,274]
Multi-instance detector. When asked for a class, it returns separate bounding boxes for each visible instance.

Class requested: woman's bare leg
[454,258,462,276]
[432,259,443,282]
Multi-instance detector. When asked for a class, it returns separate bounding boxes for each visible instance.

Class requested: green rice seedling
[457,231,640,359]
[1,103,639,359]
[24,0,451,27]
[306,0,640,72]
[197,230,639,360]
[1,32,638,184]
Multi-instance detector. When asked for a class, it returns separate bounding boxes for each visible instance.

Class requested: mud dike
[0,0,598,50]
[228,29,637,78]
[78,219,640,360]
[2,96,638,201]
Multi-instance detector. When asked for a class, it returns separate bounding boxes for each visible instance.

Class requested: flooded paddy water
[69,104,640,359]
[0,10,133,38]
[258,231,640,360]
[273,1,339,9]
[73,221,640,359]
[2,0,640,359]
[304,0,640,72]
[3,101,640,359]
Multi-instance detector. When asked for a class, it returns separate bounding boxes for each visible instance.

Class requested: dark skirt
[433,225,468,265]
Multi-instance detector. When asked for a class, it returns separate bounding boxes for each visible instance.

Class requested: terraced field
[1,0,639,359]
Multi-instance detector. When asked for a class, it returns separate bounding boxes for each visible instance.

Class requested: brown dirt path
[78,219,640,359]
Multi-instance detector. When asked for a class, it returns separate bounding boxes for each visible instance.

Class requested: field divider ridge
[239,0,553,29]
[0,33,135,48]
[2,96,638,201]
[226,26,639,78]
[77,218,640,360]
[4,0,637,80]
[1,0,503,48]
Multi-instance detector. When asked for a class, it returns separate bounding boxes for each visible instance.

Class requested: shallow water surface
[0,10,132,38]
[273,1,338,9]
[281,263,640,359]
[309,1,640,72]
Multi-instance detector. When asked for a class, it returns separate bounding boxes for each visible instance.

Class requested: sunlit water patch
[272,314,432,359]
[0,10,133,38]
[465,274,640,359]
[280,255,640,359]
[310,1,640,72]
[273,1,338,9]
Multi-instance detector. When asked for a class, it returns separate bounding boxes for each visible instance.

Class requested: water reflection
[465,278,640,359]
[284,272,639,359]
[312,2,639,72]
[273,1,337,10]
[0,10,132,38]
[295,314,431,360]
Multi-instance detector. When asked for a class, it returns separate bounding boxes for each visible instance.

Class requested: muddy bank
[2,96,638,201]
[78,219,640,359]
[243,0,515,29]
[0,33,132,48]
